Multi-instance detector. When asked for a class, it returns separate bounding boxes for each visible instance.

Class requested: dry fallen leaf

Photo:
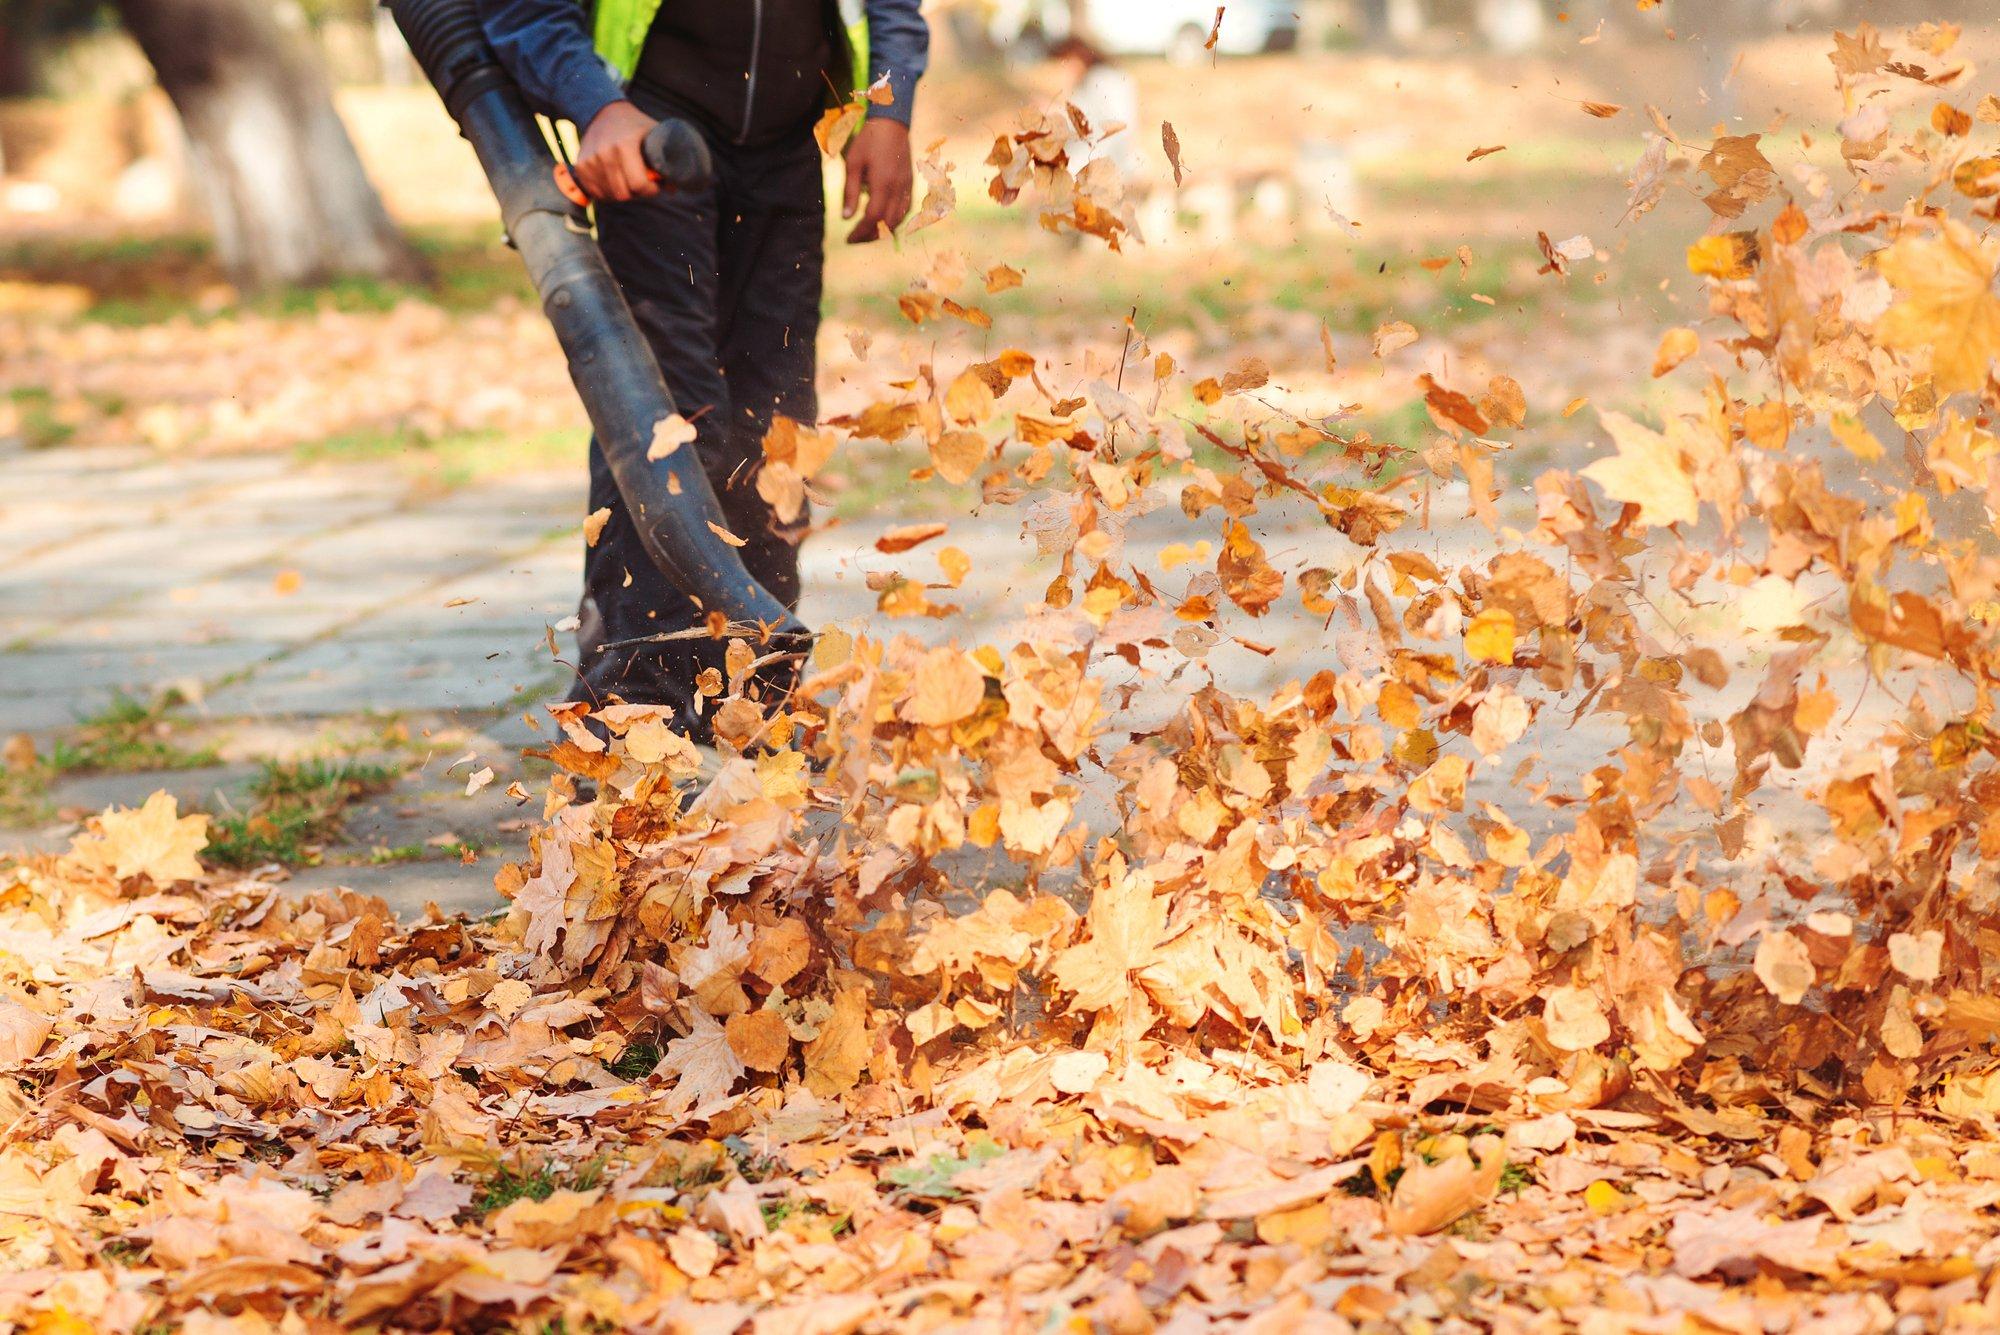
[1581,411,1699,527]
[898,647,988,726]
[9,45,2000,1335]
[1162,121,1186,186]
[648,413,698,460]
[1652,326,1699,377]
[875,522,948,554]
[69,790,208,884]
[931,430,987,486]
[1371,320,1419,359]
[1754,930,1816,1006]
[1876,223,2000,395]
[1385,1137,1506,1234]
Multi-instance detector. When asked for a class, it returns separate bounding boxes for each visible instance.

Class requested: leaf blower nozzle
[382,0,809,647]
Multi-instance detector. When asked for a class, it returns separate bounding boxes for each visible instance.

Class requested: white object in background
[1084,0,1301,62]
[1387,0,1427,46]
[1064,66,1143,180]
[1,181,61,216]
[114,158,181,219]
[1294,138,1360,235]
[1475,0,1547,54]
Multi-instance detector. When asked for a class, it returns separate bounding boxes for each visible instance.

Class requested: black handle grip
[642,119,714,192]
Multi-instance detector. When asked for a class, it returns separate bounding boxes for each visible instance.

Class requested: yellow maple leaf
[1581,411,1699,528]
[1050,866,1168,1014]
[1876,223,2000,395]
[1651,326,1699,378]
[653,1006,745,1120]
[756,749,809,808]
[931,430,987,486]
[899,647,988,727]
[73,791,208,884]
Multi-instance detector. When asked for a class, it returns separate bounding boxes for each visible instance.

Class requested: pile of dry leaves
[5,22,2000,1334]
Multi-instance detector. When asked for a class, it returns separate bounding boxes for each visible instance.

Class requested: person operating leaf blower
[477,0,928,741]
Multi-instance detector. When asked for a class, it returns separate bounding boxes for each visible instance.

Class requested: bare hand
[842,118,914,244]
[577,100,660,202]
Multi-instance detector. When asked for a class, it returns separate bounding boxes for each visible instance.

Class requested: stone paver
[46,764,266,821]
[0,444,586,916]
[203,631,564,717]
[284,860,506,919]
[0,449,581,733]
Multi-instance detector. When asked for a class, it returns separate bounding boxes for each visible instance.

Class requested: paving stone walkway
[0,439,597,910]
[6,437,1748,922]
[0,439,1037,917]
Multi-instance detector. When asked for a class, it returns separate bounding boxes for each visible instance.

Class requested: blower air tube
[383,0,808,644]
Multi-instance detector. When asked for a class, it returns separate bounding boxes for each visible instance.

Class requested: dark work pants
[574,102,823,743]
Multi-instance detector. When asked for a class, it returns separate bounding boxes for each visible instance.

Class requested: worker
[1050,36,1141,183]
[477,0,929,741]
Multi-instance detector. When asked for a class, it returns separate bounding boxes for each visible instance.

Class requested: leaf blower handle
[552,117,715,208]
[642,118,714,192]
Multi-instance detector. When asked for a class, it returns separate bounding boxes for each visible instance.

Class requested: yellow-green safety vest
[590,0,870,104]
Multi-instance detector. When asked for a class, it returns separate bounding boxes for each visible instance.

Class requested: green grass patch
[367,842,429,865]
[884,1137,1006,1201]
[295,424,580,489]
[4,387,76,450]
[0,226,532,326]
[0,767,50,828]
[470,1156,607,1216]
[359,837,486,866]
[49,690,219,774]
[204,757,400,869]
[99,1236,150,1267]
[761,1195,852,1236]
[4,690,224,825]
[606,1039,662,1082]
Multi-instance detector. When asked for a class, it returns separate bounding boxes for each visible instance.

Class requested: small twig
[598,623,812,652]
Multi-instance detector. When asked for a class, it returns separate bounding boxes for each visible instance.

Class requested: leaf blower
[384,0,808,651]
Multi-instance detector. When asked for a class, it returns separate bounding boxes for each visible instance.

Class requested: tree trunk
[110,0,425,290]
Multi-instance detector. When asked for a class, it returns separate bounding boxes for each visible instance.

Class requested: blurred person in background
[1050,35,1142,182]
[474,0,928,737]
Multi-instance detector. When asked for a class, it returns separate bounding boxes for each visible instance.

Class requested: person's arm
[477,0,661,201]
[477,0,625,130]
[862,0,929,126]
[843,0,930,243]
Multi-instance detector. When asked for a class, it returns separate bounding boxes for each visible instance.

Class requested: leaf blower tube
[384,0,808,646]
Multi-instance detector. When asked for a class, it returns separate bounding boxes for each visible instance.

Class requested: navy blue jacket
[476,0,929,133]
